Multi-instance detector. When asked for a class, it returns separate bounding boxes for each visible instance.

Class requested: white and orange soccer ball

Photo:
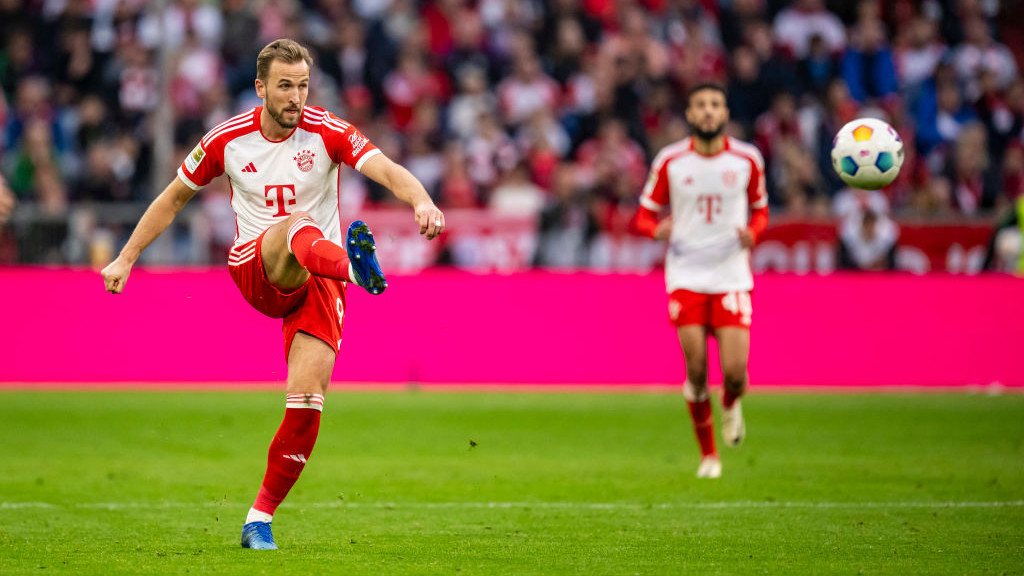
[830,117,904,190]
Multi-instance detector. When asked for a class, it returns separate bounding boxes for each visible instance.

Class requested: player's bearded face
[686,91,729,141]
[260,60,310,130]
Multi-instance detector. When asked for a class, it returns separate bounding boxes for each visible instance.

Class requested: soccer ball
[830,118,904,190]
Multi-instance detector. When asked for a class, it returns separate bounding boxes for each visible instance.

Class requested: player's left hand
[737,227,754,249]
[415,201,446,240]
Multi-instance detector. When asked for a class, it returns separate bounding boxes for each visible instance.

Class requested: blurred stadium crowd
[0,0,1021,267]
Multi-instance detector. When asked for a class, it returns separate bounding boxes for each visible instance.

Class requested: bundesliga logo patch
[185,144,205,173]
[293,150,315,173]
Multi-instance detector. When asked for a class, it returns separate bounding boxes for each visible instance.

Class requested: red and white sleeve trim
[286,393,325,411]
[354,148,382,172]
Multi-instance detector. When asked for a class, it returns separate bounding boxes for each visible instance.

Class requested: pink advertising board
[1,268,1021,387]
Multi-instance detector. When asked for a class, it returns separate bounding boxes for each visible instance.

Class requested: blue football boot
[241,521,278,550]
[346,220,387,295]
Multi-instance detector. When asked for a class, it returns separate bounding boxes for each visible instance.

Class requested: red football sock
[287,217,352,281]
[252,394,324,517]
[686,399,717,457]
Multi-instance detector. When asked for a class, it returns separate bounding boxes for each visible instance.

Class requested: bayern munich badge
[293,150,316,172]
[722,170,738,186]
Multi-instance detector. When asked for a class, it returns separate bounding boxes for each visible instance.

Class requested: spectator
[894,15,947,95]
[837,208,899,270]
[382,50,448,132]
[496,54,560,128]
[745,20,798,96]
[952,15,1018,100]
[489,161,545,217]
[754,91,803,200]
[438,141,479,208]
[599,4,670,81]
[797,34,840,98]
[841,19,899,104]
[916,67,977,156]
[545,17,589,85]
[137,0,223,51]
[534,163,600,268]
[464,112,518,192]
[574,117,647,196]
[447,66,497,140]
[772,0,846,61]
[945,122,1000,214]
[443,5,494,88]
[1002,142,1024,202]
[667,12,727,93]
[220,0,262,97]
[975,75,1024,166]
[0,172,14,225]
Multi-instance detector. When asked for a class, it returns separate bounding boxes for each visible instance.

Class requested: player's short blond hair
[256,39,313,82]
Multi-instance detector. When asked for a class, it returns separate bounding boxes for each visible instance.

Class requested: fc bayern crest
[293,150,316,172]
[722,170,738,186]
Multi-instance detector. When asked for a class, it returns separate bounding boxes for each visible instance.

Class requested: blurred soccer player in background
[101,39,445,548]
[631,83,769,479]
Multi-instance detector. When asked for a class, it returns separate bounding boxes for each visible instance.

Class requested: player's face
[256,60,310,130]
[685,89,729,141]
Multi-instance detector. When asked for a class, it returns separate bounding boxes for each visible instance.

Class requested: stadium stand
[0,0,1021,272]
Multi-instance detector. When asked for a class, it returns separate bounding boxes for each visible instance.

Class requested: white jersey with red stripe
[177,105,381,266]
[640,136,767,293]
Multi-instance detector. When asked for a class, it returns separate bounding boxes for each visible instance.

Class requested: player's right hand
[654,217,673,241]
[101,258,132,294]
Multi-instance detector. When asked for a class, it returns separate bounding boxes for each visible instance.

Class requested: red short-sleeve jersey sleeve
[177,140,225,190]
[640,154,671,212]
[746,147,768,210]
[317,111,381,172]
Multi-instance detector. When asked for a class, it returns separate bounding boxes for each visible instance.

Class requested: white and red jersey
[640,136,767,294]
[177,105,381,266]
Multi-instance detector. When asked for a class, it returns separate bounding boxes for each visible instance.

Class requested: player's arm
[101,177,198,294]
[630,206,672,240]
[630,154,672,240]
[359,153,445,240]
[737,149,769,249]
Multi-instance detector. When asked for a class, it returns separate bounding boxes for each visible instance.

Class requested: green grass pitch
[1,390,1022,575]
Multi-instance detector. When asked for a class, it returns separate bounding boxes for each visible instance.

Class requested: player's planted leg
[685,379,720,477]
[678,326,720,477]
[346,220,387,295]
[241,521,277,550]
[696,454,722,479]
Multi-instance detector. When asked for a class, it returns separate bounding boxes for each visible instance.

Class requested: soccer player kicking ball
[100,39,445,548]
[631,83,768,479]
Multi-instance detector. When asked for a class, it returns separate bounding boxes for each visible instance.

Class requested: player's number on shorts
[721,291,752,326]
[336,297,344,326]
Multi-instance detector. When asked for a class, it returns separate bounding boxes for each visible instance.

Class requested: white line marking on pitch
[2,500,1022,511]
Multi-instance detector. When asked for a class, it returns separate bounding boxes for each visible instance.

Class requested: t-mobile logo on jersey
[697,194,723,223]
[265,184,297,217]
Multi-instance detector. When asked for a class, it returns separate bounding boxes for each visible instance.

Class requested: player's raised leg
[717,326,750,447]
[678,325,720,478]
[242,332,335,550]
[260,211,354,286]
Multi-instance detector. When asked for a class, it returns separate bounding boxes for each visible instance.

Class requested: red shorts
[668,289,752,330]
[229,231,347,360]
